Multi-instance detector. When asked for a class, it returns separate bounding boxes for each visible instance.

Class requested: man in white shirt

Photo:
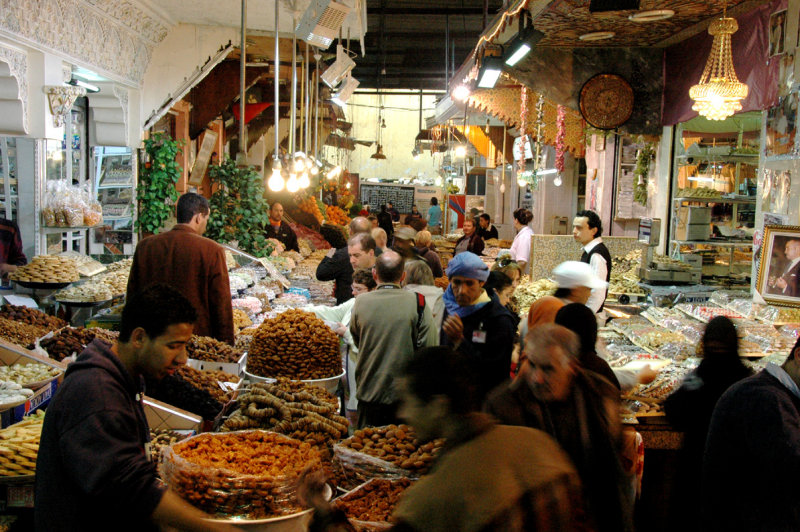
[769,238,800,297]
[573,210,611,314]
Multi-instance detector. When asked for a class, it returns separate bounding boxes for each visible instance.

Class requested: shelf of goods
[607,293,799,423]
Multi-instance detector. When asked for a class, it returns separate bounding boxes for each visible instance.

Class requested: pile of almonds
[0,318,48,349]
[247,310,341,380]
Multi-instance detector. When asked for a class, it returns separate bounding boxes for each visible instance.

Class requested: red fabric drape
[232,103,273,124]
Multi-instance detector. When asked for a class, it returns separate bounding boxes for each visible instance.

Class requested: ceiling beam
[366,7,496,15]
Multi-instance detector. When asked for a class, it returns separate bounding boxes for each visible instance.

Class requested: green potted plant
[205,158,273,257]
[136,132,182,236]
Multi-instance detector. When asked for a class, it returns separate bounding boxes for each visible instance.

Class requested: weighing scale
[638,218,694,284]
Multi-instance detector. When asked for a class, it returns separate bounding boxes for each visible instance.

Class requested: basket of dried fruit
[334,478,414,531]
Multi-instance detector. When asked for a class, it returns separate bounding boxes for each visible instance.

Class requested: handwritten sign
[360,184,415,214]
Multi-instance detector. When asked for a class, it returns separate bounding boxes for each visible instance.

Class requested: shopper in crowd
[527,261,605,332]
[701,333,800,530]
[408,217,428,233]
[664,317,751,532]
[304,346,588,532]
[367,214,378,229]
[350,251,436,427]
[555,303,620,389]
[304,268,377,426]
[492,255,522,287]
[413,229,443,278]
[264,201,299,252]
[484,270,516,312]
[371,227,388,254]
[403,259,445,331]
[441,252,517,401]
[485,324,632,532]
[316,217,373,305]
[35,285,236,532]
[392,226,424,265]
[358,204,370,217]
[453,217,484,256]
[477,213,499,241]
[510,208,534,271]
[0,218,26,278]
[573,209,612,314]
[127,192,234,345]
[377,204,394,242]
[427,197,442,235]
[348,233,378,272]
[386,201,400,222]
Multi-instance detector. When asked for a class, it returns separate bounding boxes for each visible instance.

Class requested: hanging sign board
[188,129,218,186]
[359,184,415,214]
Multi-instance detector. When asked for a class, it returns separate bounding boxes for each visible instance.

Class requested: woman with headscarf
[664,316,753,532]
[555,303,620,389]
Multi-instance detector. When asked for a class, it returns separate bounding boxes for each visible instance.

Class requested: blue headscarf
[443,253,491,318]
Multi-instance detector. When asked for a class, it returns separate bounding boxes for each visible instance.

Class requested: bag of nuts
[334,478,413,530]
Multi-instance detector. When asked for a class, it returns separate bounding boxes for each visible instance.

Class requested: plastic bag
[334,478,413,531]
[160,430,322,519]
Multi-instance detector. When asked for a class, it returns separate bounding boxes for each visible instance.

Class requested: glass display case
[0,137,18,220]
[90,146,135,255]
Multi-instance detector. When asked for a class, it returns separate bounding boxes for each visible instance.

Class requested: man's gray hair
[524,324,580,364]
[350,216,371,235]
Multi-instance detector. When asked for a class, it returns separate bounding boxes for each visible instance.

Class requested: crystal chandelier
[689,15,749,121]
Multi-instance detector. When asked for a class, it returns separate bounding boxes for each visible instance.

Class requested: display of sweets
[10,255,80,284]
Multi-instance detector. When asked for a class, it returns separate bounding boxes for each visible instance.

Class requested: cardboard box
[143,396,202,432]
[675,223,710,241]
[187,352,247,377]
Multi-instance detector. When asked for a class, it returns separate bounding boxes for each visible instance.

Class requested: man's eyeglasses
[497,256,517,268]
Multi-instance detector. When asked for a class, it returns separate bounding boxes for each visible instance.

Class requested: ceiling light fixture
[504,23,544,67]
[579,31,616,41]
[689,14,749,121]
[286,172,300,193]
[371,144,387,159]
[67,78,99,93]
[321,44,355,88]
[477,56,504,89]
[452,84,471,102]
[455,144,467,158]
[628,9,675,22]
[295,0,351,49]
[268,159,285,191]
[331,73,359,106]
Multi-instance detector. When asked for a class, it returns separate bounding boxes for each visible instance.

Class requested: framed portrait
[766,93,798,156]
[770,9,787,57]
[757,225,800,306]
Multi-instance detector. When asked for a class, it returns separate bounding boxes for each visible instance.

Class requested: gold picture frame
[757,224,800,307]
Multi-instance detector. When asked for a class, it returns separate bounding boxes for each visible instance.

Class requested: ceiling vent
[296,0,352,49]
[589,0,640,13]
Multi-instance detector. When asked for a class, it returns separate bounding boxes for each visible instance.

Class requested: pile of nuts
[173,366,237,403]
[247,310,341,380]
[93,270,129,295]
[146,366,236,419]
[104,257,132,273]
[39,327,118,362]
[340,424,444,474]
[0,305,66,332]
[0,362,60,386]
[185,336,243,364]
[514,277,558,316]
[222,380,348,447]
[162,431,322,518]
[0,318,48,349]
[335,478,412,524]
[10,255,80,284]
[149,429,190,463]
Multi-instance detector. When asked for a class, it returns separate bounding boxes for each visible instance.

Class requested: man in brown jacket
[126,193,234,344]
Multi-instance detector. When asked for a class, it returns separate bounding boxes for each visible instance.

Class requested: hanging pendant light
[268,0,285,191]
[268,160,285,191]
[298,171,311,189]
[371,144,387,159]
[287,172,300,193]
[689,12,749,121]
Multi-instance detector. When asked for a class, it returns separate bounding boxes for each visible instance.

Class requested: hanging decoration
[517,87,529,175]
[633,142,655,206]
[530,94,545,189]
[688,11,749,121]
[555,104,566,174]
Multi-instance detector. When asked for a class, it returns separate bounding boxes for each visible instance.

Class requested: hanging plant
[205,158,274,257]
[136,132,183,235]
[634,143,655,206]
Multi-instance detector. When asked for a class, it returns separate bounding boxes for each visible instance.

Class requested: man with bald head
[265,202,299,251]
[317,217,380,304]
[350,250,437,427]
[770,238,800,297]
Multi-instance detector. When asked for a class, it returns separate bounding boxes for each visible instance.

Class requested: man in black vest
[573,210,611,314]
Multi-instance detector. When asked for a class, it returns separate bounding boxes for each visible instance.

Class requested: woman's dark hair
[430,197,438,206]
[352,268,377,290]
[702,316,739,360]
[697,316,752,386]
[120,284,197,342]
[576,209,603,238]
[513,208,533,225]
[484,271,513,298]
[176,193,210,224]
[555,303,597,358]
[401,346,479,414]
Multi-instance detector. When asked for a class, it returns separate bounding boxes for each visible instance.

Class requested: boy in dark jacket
[35,285,235,532]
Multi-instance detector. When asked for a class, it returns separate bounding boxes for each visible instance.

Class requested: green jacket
[350,284,437,404]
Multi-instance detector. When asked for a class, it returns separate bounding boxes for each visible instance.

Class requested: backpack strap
[415,292,426,329]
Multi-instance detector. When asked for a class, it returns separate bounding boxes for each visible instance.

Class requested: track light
[477,56,503,89]
[296,0,351,49]
[331,74,359,106]
[504,25,544,66]
[321,44,355,88]
[67,78,100,93]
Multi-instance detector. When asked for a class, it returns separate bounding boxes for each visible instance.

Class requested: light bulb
[293,157,305,173]
[310,165,319,175]
[452,85,471,102]
[346,182,351,189]
[268,168,285,192]
[500,182,506,193]
[455,145,467,158]
[554,174,562,187]
[305,157,314,170]
[299,172,310,189]
[517,178,527,187]
[286,173,300,193]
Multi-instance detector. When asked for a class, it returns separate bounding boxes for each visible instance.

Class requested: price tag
[7,485,34,508]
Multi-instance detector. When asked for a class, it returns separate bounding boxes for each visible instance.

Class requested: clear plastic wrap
[727,298,759,319]
[708,290,750,308]
[756,305,800,325]
[776,324,800,340]
[160,430,322,519]
[334,478,413,531]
